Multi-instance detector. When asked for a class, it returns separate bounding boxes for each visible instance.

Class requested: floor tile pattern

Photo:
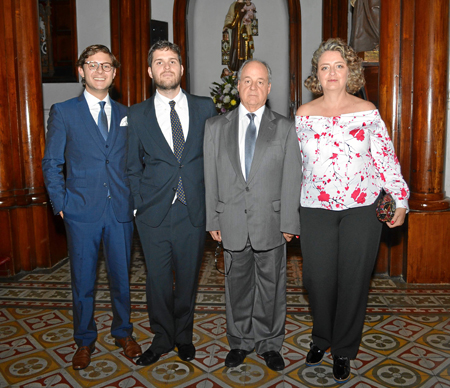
[0,237,449,387]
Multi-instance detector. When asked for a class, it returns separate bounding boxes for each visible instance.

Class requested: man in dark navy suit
[127,41,217,366]
[42,45,142,370]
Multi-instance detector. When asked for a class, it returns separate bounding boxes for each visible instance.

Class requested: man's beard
[154,73,181,91]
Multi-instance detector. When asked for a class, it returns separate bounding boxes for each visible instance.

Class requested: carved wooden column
[406,0,450,283]
[409,0,450,212]
[0,0,66,276]
[110,0,151,106]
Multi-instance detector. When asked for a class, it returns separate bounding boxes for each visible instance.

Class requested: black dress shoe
[136,348,161,366]
[177,343,195,361]
[225,349,251,368]
[333,355,351,383]
[306,342,326,366]
[261,350,285,371]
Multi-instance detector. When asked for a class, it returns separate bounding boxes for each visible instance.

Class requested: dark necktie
[98,101,108,141]
[245,113,257,180]
[169,100,186,205]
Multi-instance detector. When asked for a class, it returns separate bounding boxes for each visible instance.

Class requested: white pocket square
[120,116,128,126]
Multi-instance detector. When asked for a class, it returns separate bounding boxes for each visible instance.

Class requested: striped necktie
[169,100,186,205]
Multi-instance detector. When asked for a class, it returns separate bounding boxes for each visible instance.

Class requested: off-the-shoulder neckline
[296,109,379,119]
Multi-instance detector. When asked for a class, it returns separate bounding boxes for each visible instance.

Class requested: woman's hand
[386,208,407,228]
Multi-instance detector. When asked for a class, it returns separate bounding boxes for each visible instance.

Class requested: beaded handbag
[375,193,396,222]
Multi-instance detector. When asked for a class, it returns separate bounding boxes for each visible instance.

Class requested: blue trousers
[64,200,134,346]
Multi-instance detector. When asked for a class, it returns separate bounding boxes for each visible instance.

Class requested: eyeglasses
[84,61,114,72]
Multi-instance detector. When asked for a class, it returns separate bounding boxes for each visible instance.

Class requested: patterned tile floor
[1,236,450,387]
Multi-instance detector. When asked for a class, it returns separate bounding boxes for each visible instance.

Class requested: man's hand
[283,233,294,242]
[209,230,222,242]
[59,211,64,219]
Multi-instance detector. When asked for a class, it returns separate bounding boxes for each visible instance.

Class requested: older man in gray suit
[204,59,302,371]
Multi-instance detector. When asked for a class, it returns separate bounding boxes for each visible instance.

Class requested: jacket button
[104,183,107,187]
[245,209,247,214]
[108,195,111,199]
[106,160,109,164]
[246,187,249,192]
[172,187,177,191]
[106,145,109,148]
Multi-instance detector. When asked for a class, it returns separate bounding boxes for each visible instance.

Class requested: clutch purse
[376,193,396,222]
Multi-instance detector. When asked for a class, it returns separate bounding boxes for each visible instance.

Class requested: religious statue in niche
[222,0,258,72]
[350,0,380,61]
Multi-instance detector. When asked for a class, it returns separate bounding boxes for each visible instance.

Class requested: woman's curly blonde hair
[305,38,365,95]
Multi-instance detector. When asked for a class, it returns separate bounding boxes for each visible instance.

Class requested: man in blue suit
[127,41,217,366]
[42,45,142,370]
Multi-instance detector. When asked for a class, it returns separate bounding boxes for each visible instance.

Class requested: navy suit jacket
[42,94,133,223]
[127,90,217,228]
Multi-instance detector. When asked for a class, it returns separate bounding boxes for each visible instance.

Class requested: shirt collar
[239,103,265,121]
[155,89,186,110]
[84,89,111,107]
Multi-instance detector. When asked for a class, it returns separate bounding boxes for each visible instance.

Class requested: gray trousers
[224,240,287,354]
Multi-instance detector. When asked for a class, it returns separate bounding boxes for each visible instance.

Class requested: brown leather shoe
[115,336,142,358]
[72,344,95,370]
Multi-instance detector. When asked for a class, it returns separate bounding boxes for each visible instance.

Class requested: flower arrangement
[210,75,239,114]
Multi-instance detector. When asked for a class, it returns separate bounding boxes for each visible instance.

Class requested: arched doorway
[173,0,302,118]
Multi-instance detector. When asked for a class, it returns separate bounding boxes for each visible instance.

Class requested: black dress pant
[300,199,382,359]
[136,200,205,354]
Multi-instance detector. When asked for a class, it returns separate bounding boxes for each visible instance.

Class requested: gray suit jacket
[204,107,302,251]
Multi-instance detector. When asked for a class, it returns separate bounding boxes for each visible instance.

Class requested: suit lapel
[76,95,107,154]
[224,109,246,184]
[247,108,276,183]
[142,96,177,160]
[181,92,197,161]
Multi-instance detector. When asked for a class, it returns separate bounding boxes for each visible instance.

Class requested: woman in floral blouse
[296,38,409,383]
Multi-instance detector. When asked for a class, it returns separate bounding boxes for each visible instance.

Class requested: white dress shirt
[154,89,190,203]
[154,89,190,152]
[84,90,111,131]
[238,104,265,180]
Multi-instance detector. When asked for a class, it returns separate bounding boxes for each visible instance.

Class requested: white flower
[223,84,231,93]
[231,88,238,95]
[216,103,222,108]
[223,96,231,103]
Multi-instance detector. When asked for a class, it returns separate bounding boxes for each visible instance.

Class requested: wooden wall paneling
[409,0,450,212]
[173,0,188,91]
[110,0,151,105]
[139,0,151,101]
[322,0,348,41]
[377,0,406,277]
[0,0,66,276]
[390,0,415,278]
[407,212,450,283]
[288,0,302,118]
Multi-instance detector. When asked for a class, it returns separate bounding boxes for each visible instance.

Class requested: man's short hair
[237,59,272,84]
[147,40,183,67]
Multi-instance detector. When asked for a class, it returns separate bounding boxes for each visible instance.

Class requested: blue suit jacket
[127,91,217,228]
[42,94,133,223]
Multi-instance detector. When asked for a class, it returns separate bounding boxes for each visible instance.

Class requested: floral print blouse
[295,110,409,211]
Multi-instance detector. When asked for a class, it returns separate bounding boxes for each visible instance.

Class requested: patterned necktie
[245,113,257,180]
[98,101,108,141]
[169,100,186,205]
